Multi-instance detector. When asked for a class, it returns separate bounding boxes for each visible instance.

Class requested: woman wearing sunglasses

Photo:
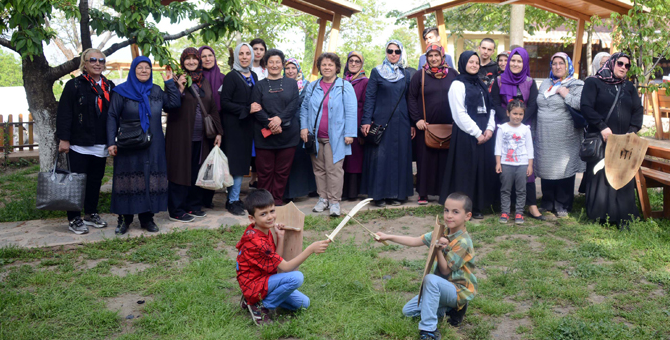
[360,40,414,207]
[581,52,643,227]
[56,48,115,235]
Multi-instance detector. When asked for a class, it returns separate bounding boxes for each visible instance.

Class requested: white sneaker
[312,197,329,212]
[329,203,341,217]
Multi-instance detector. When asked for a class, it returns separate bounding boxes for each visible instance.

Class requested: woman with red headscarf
[165,47,222,223]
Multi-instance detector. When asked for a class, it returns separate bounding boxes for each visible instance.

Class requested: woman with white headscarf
[360,39,414,207]
[220,43,259,216]
[591,52,610,76]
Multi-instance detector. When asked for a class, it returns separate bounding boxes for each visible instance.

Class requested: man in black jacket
[477,38,499,90]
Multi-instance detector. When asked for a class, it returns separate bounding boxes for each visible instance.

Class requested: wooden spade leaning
[273,201,304,268]
[604,134,649,190]
[418,215,446,305]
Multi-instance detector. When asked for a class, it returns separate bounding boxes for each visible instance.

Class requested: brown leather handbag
[421,70,452,149]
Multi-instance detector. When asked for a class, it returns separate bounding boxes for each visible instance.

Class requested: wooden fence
[0,113,37,153]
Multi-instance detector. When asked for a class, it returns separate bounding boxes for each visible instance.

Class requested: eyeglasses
[551,62,565,67]
[349,59,362,65]
[89,57,105,64]
[136,67,152,72]
[616,61,631,70]
[386,49,401,55]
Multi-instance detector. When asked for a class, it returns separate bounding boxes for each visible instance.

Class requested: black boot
[447,303,468,327]
[115,215,129,235]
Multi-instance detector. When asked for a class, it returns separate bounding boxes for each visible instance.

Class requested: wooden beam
[573,18,585,78]
[524,0,592,22]
[130,44,140,58]
[580,0,630,15]
[417,16,427,53]
[499,0,523,4]
[281,0,332,21]
[326,13,341,52]
[310,18,327,81]
[306,0,354,17]
[435,10,448,54]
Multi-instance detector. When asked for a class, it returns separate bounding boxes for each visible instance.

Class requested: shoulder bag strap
[312,78,336,132]
[189,85,209,118]
[382,70,409,128]
[603,84,622,125]
[421,69,427,124]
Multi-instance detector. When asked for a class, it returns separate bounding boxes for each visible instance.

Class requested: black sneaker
[115,221,129,235]
[247,302,272,326]
[141,220,160,232]
[227,200,246,216]
[83,213,108,228]
[447,303,468,327]
[188,210,207,218]
[419,329,441,340]
[472,212,484,220]
[68,217,89,235]
[169,213,195,223]
[375,200,386,207]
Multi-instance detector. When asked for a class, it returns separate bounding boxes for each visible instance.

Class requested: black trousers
[122,212,154,225]
[66,149,107,221]
[168,141,204,216]
[541,176,576,213]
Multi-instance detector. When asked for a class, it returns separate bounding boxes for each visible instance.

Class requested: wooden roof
[279,0,362,21]
[401,0,635,22]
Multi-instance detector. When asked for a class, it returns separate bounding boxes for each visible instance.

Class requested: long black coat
[220,70,258,176]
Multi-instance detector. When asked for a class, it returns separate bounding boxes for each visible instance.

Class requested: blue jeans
[402,274,458,331]
[262,271,310,310]
[227,175,243,202]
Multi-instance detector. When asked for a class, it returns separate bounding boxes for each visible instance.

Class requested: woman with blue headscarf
[106,56,181,234]
[535,52,585,218]
[360,39,414,207]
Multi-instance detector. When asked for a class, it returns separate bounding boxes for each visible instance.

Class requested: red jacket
[235,224,283,304]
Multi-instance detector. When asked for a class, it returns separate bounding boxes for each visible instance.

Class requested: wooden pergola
[402,0,637,75]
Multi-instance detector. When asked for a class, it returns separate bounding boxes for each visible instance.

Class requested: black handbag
[116,118,152,150]
[579,85,622,163]
[566,104,587,129]
[305,78,336,154]
[363,72,408,146]
[36,152,87,211]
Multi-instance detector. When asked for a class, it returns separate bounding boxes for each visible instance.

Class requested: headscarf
[233,43,253,73]
[199,45,225,111]
[591,52,611,76]
[422,43,449,79]
[496,51,510,74]
[284,58,306,91]
[592,52,630,85]
[499,47,531,103]
[375,40,406,82]
[455,51,491,120]
[178,47,203,89]
[544,52,575,98]
[344,51,366,82]
[112,56,154,132]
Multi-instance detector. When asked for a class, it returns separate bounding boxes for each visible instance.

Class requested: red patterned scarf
[82,72,110,113]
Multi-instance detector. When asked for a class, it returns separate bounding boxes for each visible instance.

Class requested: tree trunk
[586,24,593,76]
[79,0,92,51]
[22,54,61,171]
[509,5,525,48]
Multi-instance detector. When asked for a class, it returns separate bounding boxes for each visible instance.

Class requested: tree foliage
[0,50,23,86]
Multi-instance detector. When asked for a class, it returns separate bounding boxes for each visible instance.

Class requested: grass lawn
[1,204,670,339]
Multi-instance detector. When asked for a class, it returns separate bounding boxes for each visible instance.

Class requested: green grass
[2,203,670,339]
[0,164,113,222]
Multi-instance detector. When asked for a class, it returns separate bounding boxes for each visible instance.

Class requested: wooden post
[310,18,328,81]
[7,115,13,147]
[635,169,651,219]
[0,115,4,152]
[18,114,24,151]
[435,10,448,52]
[131,44,140,58]
[28,114,34,151]
[326,13,342,52]
[573,18,585,79]
[416,16,427,53]
[510,5,525,47]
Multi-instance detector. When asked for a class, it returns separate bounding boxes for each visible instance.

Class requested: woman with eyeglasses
[342,51,369,201]
[535,52,585,218]
[360,40,414,207]
[250,49,300,206]
[106,56,181,234]
[581,52,643,227]
[56,48,115,235]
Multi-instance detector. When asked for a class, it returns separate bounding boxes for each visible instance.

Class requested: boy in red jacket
[236,189,330,325]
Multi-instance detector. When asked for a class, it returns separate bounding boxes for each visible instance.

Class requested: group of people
[56,29,642,236]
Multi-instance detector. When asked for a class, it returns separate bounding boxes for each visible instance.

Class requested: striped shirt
[422,229,477,310]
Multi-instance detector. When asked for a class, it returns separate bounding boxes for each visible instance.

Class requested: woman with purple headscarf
[198,46,225,208]
[490,47,543,220]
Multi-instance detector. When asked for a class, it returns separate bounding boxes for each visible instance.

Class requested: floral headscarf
[375,39,406,83]
[544,52,575,98]
[344,51,366,82]
[284,58,305,91]
[592,52,630,85]
[422,43,449,79]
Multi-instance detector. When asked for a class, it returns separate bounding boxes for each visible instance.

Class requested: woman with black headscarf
[581,52,643,226]
[438,51,496,218]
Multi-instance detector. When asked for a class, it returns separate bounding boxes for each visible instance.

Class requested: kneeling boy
[236,189,330,325]
[376,192,478,340]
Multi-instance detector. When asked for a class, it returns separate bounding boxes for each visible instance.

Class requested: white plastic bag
[196,145,233,190]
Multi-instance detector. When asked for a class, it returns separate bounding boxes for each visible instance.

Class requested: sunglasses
[89,57,105,64]
[386,49,401,55]
[616,60,631,70]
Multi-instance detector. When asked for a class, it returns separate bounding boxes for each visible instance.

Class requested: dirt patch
[593,258,614,265]
[110,263,152,277]
[494,234,543,252]
[489,316,532,340]
[588,292,607,304]
[613,316,634,328]
[553,305,576,316]
[105,293,153,337]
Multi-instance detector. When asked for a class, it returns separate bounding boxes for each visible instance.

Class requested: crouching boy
[236,189,330,325]
[376,192,478,340]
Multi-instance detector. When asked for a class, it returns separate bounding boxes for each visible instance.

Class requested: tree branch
[0,37,16,52]
[643,41,670,78]
[79,0,92,50]
[96,31,114,50]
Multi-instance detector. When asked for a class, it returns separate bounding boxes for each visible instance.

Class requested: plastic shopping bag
[196,146,233,190]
